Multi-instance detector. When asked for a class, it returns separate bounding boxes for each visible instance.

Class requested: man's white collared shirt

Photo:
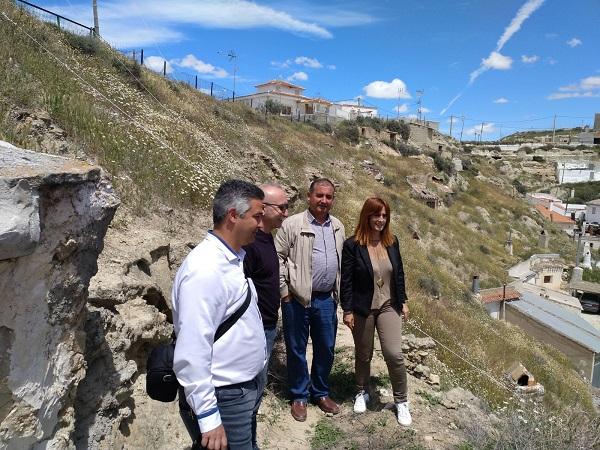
[172,232,266,432]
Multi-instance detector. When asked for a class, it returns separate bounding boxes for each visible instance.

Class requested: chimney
[471,275,480,294]
[539,230,549,249]
[572,266,583,282]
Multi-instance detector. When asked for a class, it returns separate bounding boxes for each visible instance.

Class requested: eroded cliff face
[0,142,119,449]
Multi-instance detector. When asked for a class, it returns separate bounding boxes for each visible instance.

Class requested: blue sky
[32,0,600,140]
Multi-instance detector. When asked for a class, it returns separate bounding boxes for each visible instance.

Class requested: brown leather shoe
[316,396,340,414]
[291,400,307,422]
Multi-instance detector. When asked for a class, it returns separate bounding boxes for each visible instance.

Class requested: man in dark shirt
[243,183,289,446]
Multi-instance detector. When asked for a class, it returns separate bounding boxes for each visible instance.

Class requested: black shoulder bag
[146,285,252,402]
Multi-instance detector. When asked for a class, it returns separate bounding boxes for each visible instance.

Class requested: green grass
[310,419,343,449]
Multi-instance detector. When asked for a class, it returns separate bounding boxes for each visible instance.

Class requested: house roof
[336,103,378,110]
[255,79,305,90]
[479,286,521,304]
[508,291,600,352]
[569,280,600,295]
[586,198,600,206]
[534,204,575,224]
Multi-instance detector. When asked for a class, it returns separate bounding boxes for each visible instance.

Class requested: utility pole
[92,0,99,37]
[449,115,454,138]
[552,113,557,143]
[459,115,465,143]
[396,88,403,119]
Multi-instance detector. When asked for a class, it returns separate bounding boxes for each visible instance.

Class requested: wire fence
[14,0,94,36]
[120,48,243,101]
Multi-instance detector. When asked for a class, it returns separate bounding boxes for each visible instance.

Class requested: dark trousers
[179,373,264,450]
[281,293,337,401]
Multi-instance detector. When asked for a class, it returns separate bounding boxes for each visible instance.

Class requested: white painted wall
[586,204,600,223]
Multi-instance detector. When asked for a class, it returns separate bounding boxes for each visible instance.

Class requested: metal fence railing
[15,0,94,36]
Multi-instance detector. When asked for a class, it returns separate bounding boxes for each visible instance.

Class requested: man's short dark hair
[309,178,335,193]
[213,179,264,226]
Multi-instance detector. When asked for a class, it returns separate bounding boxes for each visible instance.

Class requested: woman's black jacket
[340,235,407,317]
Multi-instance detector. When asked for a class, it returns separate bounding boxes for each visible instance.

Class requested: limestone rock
[0,142,119,449]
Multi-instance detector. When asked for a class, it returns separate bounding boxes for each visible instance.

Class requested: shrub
[532,155,545,163]
[335,120,359,144]
[264,99,286,115]
[521,146,534,154]
[512,179,527,195]
[309,122,332,134]
[431,152,455,176]
[386,120,410,141]
[397,142,420,156]
[419,277,441,297]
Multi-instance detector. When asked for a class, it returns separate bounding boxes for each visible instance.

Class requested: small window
[543,275,552,283]
[593,207,597,215]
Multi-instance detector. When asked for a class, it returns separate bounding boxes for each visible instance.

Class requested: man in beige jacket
[275,178,345,422]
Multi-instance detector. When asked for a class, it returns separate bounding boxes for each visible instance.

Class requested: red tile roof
[479,287,521,304]
[534,204,575,224]
[255,79,305,90]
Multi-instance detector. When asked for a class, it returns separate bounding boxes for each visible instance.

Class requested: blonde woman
[340,197,411,426]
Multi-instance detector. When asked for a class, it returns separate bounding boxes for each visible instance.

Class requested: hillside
[501,127,584,144]
[1,2,598,448]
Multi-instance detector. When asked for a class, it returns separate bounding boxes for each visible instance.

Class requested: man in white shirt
[172,179,267,450]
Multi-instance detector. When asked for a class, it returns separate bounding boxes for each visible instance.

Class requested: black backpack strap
[214,281,252,342]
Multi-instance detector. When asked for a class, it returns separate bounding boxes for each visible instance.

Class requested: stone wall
[0,142,119,449]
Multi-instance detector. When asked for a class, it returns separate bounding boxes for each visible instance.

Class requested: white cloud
[546,57,558,65]
[547,75,600,100]
[56,0,334,47]
[566,37,582,47]
[496,0,545,49]
[271,60,290,69]
[287,71,308,82]
[443,0,545,114]
[521,54,539,64]
[144,56,173,74]
[174,54,228,78]
[103,25,184,48]
[581,76,600,90]
[420,107,431,114]
[482,51,513,70]
[294,56,322,68]
[494,97,509,104]
[467,123,496,136]
[327,64,337,70]
[394,104,409,113]
[363,79,411,99]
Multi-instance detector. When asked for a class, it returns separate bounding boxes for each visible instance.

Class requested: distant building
[479,286,521,320]
[594,113,600,131]
[585,199,600,223]
[534,204,576,231]
[234,80,377,124]
[335,102,378,120]
[234,80,332,122]
[505,291,600,387]
[508,253,565,291]
[556,161,600,184]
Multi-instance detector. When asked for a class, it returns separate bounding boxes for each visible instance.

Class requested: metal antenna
[219,50,238,99]
[416,89,424,122]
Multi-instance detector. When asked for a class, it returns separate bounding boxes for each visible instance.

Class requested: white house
[556,161,600,184]
[234,80,332,119]
[334,102,378,120]
[586,199,600,223]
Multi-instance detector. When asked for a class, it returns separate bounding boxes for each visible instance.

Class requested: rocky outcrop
[0,142,119,448]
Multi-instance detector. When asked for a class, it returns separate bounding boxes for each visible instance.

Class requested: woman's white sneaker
[353,391,369,413]
[396,401,412,426]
